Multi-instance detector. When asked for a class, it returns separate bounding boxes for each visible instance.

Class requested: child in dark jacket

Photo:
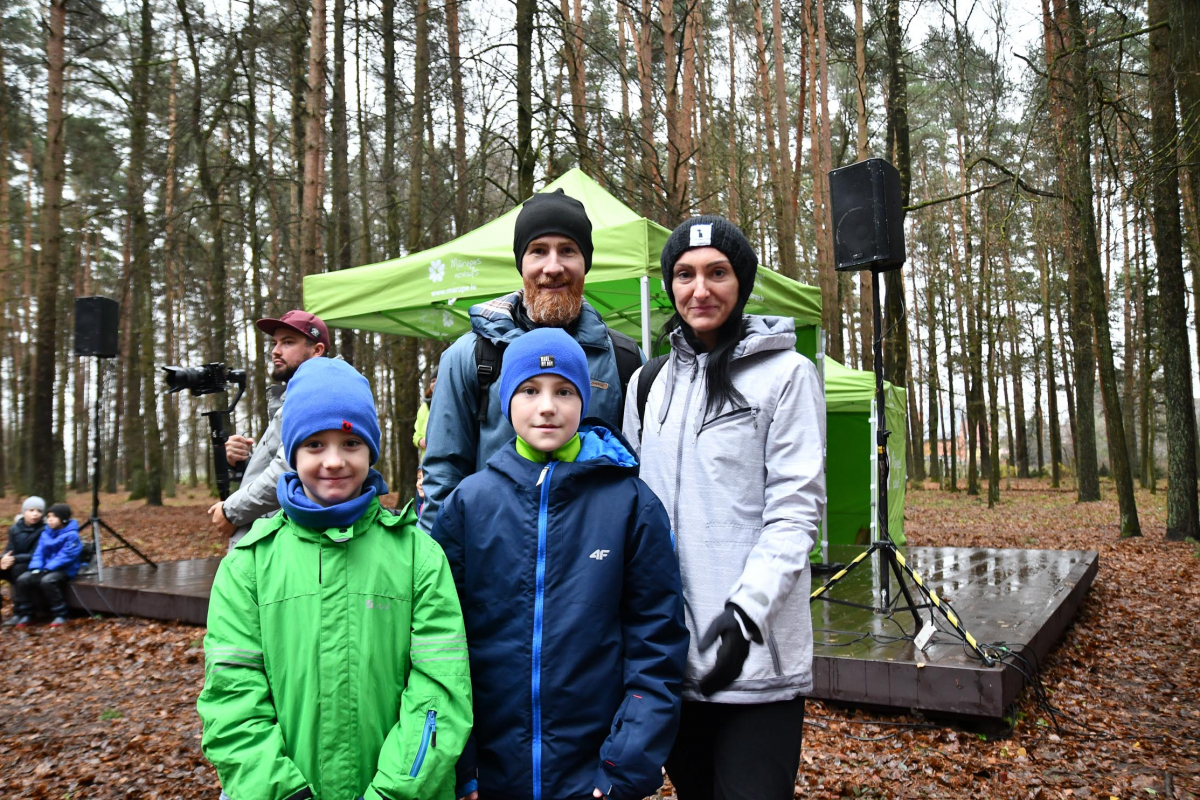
[2,496,46,624]
[431,328,689,800]
[15,503,82,627]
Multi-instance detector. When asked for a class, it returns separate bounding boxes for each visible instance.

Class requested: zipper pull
[536,464,550,487]
[431,712,437,747]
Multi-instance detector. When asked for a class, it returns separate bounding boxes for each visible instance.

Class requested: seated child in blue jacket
[431,328,689,800]
[15,503,82,627]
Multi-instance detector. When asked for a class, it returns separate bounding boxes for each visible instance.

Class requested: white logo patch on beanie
[689,223,713,247]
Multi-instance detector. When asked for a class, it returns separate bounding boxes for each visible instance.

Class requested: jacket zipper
[531,460,557,800]
[408,709,438,777]
[697,406,754,434]
[671,362,700,539]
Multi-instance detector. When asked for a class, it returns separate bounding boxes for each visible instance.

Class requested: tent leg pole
[817,327,828,565]
[639,276,652,355]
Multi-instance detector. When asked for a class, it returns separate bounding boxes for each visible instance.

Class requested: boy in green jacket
[198,357,472,800]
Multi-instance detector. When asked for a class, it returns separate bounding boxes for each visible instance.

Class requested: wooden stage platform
[67,545,1098,718]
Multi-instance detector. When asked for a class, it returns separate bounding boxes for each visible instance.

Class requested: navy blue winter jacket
[431,424,688,800]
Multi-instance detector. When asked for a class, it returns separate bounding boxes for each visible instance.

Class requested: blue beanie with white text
[498,328,592,421]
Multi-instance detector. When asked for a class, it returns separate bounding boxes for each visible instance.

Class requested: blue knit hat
[498,328,592,421]
[282,359,381,466]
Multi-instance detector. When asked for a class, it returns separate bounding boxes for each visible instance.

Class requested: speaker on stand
[810,159,996,667]
[74,296,156,580]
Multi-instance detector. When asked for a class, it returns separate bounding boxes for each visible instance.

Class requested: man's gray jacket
[221,385,287,543]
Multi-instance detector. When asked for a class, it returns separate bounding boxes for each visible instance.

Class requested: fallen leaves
[2,482,1198,798]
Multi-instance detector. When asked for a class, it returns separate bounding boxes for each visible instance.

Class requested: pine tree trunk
[926,263,941,482]
[446,0,469,232]
[769,0,796,275]
[1070,0,1137,527]
[753,0,786,275]
[559,0,589,173]
[882,0,909,389]
[516,0,535,198]
[394,0,429,498]
[163,55,181,491]
[1003,247,1029,477]
[661,0,685,218]
[331,0,355,362]
[300,0,326,278]
[31,0,69,501]
[635,0,661,213]
[130,0,162,505]
[1037,235,1062,486]
[0,42,10,496]
[1149,0,1199,540]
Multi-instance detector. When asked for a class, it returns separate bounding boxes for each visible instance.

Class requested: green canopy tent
[303,169,906,557]
[823,358,907,548]
[302,168,823,356]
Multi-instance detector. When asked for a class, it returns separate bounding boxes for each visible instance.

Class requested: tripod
[809,267,993,666]
[78,358,156,580]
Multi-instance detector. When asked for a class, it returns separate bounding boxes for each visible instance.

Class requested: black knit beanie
[513,189,594,274]
[660,216,758,311]
[47,503,72,522]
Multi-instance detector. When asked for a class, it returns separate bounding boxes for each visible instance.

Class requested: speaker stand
[809,268,995,666]
[78,358,156,580]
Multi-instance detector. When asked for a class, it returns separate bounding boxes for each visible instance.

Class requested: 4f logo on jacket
[589,549,611,561]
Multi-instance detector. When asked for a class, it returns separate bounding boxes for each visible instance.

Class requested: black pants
[15,570,70,617]
[666,697,806,800]
[1,564,31,614]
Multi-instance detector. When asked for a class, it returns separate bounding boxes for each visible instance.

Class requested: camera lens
[162,365,201,393]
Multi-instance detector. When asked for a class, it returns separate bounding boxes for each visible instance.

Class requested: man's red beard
[524,275,584,326]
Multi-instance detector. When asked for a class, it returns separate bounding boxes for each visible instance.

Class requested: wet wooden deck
[809,544,1098,717]
[66,545,1098,718]
[67,557,220,626]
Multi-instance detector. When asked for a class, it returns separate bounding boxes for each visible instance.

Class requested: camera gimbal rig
[163,363,247,501]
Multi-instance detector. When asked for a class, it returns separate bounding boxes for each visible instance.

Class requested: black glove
[697,604,761,696]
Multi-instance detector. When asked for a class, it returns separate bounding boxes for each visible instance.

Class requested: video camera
[162,362,247,500]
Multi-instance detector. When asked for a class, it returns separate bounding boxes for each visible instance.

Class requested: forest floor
[0,479,1197,799]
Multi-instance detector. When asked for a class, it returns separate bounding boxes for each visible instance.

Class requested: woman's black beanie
[512,189,594,274]
[660,216,758,310]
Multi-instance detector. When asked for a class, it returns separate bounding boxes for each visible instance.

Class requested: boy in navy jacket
[15,503,82,627]
[431,328,688,800]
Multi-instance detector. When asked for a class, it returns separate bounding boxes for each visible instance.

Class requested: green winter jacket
[198,498,472,800]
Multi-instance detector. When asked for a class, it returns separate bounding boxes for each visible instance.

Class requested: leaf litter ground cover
[1,481,1197,799]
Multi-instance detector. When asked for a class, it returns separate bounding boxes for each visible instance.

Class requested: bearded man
[418,189,643,532]
[207,310,329,546]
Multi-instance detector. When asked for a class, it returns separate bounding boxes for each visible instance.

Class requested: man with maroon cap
[207,310,329,545]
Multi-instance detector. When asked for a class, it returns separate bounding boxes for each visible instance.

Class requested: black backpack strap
[636,354,669,439]
[606,329,642,424]
[474,335,504,424]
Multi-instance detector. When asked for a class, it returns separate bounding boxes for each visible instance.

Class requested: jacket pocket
[601,694,644,775]
[409,708,438,777]
[698,406,756,434]
[766,631,783,677]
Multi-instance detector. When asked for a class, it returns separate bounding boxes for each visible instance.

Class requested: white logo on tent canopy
[689,223,713,247]
[429,259,446,283]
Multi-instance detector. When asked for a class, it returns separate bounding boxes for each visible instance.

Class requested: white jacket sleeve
[726,357,826,638]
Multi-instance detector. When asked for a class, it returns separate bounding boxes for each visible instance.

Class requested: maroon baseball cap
[256,310,331,349]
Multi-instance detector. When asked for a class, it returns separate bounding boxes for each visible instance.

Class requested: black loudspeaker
[829,158,906,272]
[74,296,120,358]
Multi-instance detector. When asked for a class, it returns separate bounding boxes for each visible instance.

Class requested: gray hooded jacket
[623,315,825,704]
[221,385,287,543]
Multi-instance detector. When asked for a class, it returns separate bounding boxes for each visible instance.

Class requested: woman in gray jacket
[623,216,826,800]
